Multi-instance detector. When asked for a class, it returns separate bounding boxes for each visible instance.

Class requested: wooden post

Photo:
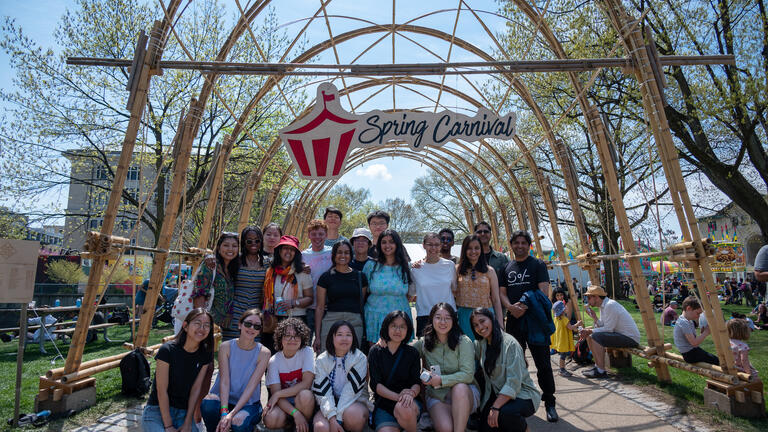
[135,98,202,347]
[63,23,162,374]
[196,135,233,256]
[536,173,580,318]
[583,105,670,382]
[597,0,736,376]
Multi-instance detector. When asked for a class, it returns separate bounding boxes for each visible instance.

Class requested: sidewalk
[71,355,711,432]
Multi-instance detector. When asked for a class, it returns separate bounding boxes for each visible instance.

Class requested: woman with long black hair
[454,234,503,340]
[470,308,540,432]
[412,303,478,432]
[221,226,267,341]
[362,229,413,345]
[190,232,239,332]
[142,308,214,432]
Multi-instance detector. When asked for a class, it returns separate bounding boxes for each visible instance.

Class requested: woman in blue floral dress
[363,229,414,344]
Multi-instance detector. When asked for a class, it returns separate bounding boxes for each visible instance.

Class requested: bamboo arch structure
[42,0,762,418]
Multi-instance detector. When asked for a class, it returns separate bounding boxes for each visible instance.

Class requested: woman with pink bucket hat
[262,235,314,353]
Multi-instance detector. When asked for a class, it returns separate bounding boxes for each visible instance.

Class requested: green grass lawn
[589,300,768,431]
[0,322,173,431]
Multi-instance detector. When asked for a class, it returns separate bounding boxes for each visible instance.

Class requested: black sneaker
[583,367,608,378]
[546,405,559,422]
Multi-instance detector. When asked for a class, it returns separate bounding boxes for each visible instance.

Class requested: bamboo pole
[597,0,736,376]
[536,173,581,319]
[196,135,233,260]
[63,23,163,374]
[619,347,743,385]
[66,54,735,74]
[60,359,123,383]
[135,98,202,348]
[583,104,671,382]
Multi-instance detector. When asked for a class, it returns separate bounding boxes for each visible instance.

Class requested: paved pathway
[70,355,712,432]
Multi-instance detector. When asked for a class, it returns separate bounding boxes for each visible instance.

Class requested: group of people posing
[142,207,644,432]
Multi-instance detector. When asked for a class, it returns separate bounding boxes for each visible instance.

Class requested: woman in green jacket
[412,303,479,432]
[470,308,541,432]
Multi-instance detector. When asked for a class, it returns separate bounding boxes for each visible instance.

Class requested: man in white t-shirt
[411,232,457,336]
[302,219,333,337]
[579,285,641,378]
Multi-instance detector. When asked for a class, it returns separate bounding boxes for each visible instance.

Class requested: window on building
[127,166,140,181]
[95,166,109,180]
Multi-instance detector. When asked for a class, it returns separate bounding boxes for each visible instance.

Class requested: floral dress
[192,263,235,329]
[363,261,412,342]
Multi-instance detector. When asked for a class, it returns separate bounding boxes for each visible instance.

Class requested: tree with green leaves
[0,0,305,250]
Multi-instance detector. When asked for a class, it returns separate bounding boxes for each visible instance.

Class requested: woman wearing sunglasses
[220,226,267,341]
[454,234,503,340]
[201,309,270,432]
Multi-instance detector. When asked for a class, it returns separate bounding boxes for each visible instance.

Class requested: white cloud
[355,164,392,181]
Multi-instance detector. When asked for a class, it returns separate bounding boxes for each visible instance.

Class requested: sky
[0,0,506,213]
[0,0,709,245]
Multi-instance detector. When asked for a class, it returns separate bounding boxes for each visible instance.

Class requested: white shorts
[426,383,481,412]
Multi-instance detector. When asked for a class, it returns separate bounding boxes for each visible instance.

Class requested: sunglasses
[242,321,262,330]
[245,239,262,245]
[440,237,453,242]
[475,229,491,234]
[471,269,477,281]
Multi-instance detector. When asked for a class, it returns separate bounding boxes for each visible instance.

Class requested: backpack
[119,349,151,397]
[572,337,593,365]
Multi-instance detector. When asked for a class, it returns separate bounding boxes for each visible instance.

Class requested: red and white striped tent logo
[279,83,516,180]
[280,83,357,180]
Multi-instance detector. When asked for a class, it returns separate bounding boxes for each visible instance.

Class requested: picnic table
[0,303,128,354]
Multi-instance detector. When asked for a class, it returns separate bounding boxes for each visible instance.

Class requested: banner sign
[279,83,516,180]
[682,241,746,273]
[0,239,39,303]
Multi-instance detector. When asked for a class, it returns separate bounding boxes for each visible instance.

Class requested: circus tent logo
[279,82,516,180]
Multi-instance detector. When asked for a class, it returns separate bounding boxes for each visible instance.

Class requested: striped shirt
[223,266,266,340]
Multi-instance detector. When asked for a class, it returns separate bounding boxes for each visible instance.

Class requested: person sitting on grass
[142,308,214,432]
[550,290,581,377]
[579,285,641,378]
[673,296,719,365]
[200,309,270,432]
[263,318,316,432]
[727,318,759,381]
[661,300,678,326]
[312,320,370,432]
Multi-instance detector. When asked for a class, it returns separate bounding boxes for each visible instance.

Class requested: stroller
[153,286,178,327]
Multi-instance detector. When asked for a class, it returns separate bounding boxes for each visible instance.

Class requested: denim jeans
[201,398,263,432]
[142,404,199,432]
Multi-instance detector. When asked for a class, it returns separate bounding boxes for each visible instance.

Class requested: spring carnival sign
[279,83,516,180]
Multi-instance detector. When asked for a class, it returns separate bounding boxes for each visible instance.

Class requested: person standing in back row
[499,230,558,423]
[474,222,509,283]
[323,206,348,247]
